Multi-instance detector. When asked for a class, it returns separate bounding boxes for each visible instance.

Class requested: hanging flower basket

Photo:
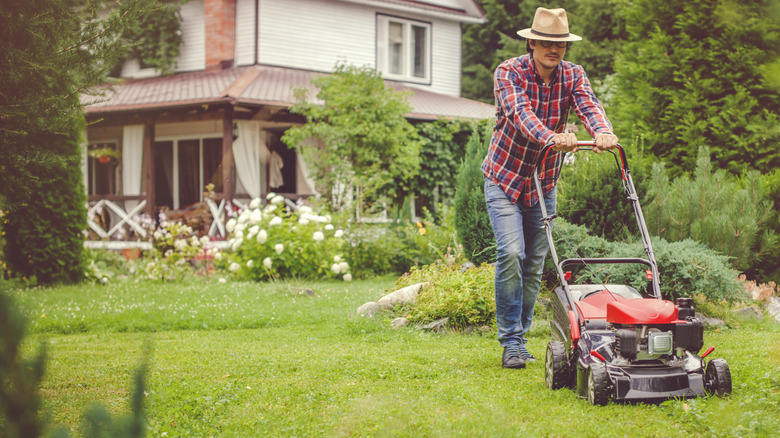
[89,146,121,164]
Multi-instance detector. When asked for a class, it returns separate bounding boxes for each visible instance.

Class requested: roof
[81,65,495,121]
[343,0,486,23]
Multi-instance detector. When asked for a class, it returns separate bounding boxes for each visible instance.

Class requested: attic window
[377,15,431,84]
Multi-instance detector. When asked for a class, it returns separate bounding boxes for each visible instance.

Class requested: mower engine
[611,297,704,365]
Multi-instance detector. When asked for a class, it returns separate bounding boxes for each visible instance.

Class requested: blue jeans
[484,178,556,347]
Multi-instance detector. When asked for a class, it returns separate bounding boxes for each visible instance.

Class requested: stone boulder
[377,282,428,310]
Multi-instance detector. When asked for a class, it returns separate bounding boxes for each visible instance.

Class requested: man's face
[530,40,567,72]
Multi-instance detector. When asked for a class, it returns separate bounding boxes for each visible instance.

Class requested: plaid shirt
[482,54,613,207]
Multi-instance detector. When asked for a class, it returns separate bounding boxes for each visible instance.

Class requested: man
[482,7,618,369]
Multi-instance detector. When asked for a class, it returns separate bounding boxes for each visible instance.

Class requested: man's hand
[593,133,619,153]
[551,133,579,152]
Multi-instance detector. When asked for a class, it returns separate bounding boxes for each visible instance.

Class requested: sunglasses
[537,40,569,49]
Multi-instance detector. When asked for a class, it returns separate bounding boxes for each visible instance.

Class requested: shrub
[220,194,352,281]
[342,204,462,278]
[399,262,496,329]
[644,147,779,275]
[143,221,211,282]
[548,220,745,302]
[454,123,496,265]
[557,137,653,241]
[2,128,87,285]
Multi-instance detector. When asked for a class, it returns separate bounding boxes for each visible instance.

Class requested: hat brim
[517,28,582,42]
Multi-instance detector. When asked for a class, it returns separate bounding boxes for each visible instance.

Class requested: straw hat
[517,7,582,42]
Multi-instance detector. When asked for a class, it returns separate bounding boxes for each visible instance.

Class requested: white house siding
[257,0,463,96]
[258,0,376,72]
[428,19,462,97]
[236,0,257,66]
[176,0,207,72]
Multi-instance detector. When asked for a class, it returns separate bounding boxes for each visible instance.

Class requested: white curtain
[233,120,265,200]
[122,124,144,211]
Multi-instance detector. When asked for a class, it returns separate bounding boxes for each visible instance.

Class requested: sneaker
[518,344,537,363]
[502,346,526,369]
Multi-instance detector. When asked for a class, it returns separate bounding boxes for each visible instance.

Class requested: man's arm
[570,67,618,152]
[494,63,557,146]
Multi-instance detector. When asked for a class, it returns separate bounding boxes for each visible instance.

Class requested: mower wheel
[545,341,569,390]
[587,362,610,406]
[705,359,732,397]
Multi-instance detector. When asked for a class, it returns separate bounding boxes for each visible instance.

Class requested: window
[87,142,119,195]
[154,138,223,209]
[377,15,431,83]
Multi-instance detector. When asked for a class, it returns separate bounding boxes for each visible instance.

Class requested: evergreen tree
[454,122,496,265]
[612,0,780,174]
[0,0,168,283]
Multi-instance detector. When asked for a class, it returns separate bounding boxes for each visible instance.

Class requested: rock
[377,282,427,310]
[696,312,725,328]
[765,297,780,323]
[357,302,381,318]
[460,261,476,272]
[421,317,449,332]
[734,305,764,321]
[391,317,408,330]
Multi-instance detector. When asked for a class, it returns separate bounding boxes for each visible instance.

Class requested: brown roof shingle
[82,65,494,121]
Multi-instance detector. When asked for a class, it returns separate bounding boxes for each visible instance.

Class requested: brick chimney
[204,0,236,70]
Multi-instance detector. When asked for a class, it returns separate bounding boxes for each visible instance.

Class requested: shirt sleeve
[494,62,556,145]
[571,66,613,137]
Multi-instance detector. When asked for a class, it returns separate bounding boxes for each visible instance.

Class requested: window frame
[376,14,432,85]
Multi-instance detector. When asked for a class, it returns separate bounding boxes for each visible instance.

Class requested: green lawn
[7,278,780,437]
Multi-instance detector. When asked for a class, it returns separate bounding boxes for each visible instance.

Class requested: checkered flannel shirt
[482,54,613,207]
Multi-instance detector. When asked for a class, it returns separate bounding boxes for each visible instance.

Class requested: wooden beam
[143,119,156,216]
[222,106,235,201]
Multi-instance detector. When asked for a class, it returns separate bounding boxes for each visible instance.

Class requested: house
[81,0,493,246]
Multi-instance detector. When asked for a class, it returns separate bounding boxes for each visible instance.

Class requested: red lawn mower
[535,142,732,405]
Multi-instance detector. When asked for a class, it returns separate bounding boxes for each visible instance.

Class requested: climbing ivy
[119,0,184,75]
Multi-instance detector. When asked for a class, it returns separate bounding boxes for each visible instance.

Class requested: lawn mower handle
[532,139,663,312]
[533,141,629,174]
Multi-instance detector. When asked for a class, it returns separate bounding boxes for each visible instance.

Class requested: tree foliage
[282,64,422,214]
[612,0,780,174]
[644,147,779,277]
[461,0,627,103]
[454,122,496,265]
[0,0,170,283]
[403,120,476,214]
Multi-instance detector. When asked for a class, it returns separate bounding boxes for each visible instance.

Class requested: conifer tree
[0,0,169,283]
[612,0,780,174]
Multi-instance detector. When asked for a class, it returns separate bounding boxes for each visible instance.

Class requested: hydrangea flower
[249,209,262,225]
[263,257,273,269]
[229,262,241,272]
[269,216,283,226]
[256,229,268,244]
[343,273,352,282]
[226,218,237,233]
[334,230,344,238]
[246,259,254,268]
[249,198,262,209]
[275,243,284,255]
[271,195,285,205]
[313,231,324,242]
[325,224,334,230]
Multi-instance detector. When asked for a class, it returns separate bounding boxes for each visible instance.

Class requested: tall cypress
[612,0,780,175]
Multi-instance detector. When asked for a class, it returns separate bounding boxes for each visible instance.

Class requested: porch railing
[85,193,314,249]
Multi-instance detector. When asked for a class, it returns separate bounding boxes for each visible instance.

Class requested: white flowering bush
[144,221,210,281]
[220,193,352,281]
